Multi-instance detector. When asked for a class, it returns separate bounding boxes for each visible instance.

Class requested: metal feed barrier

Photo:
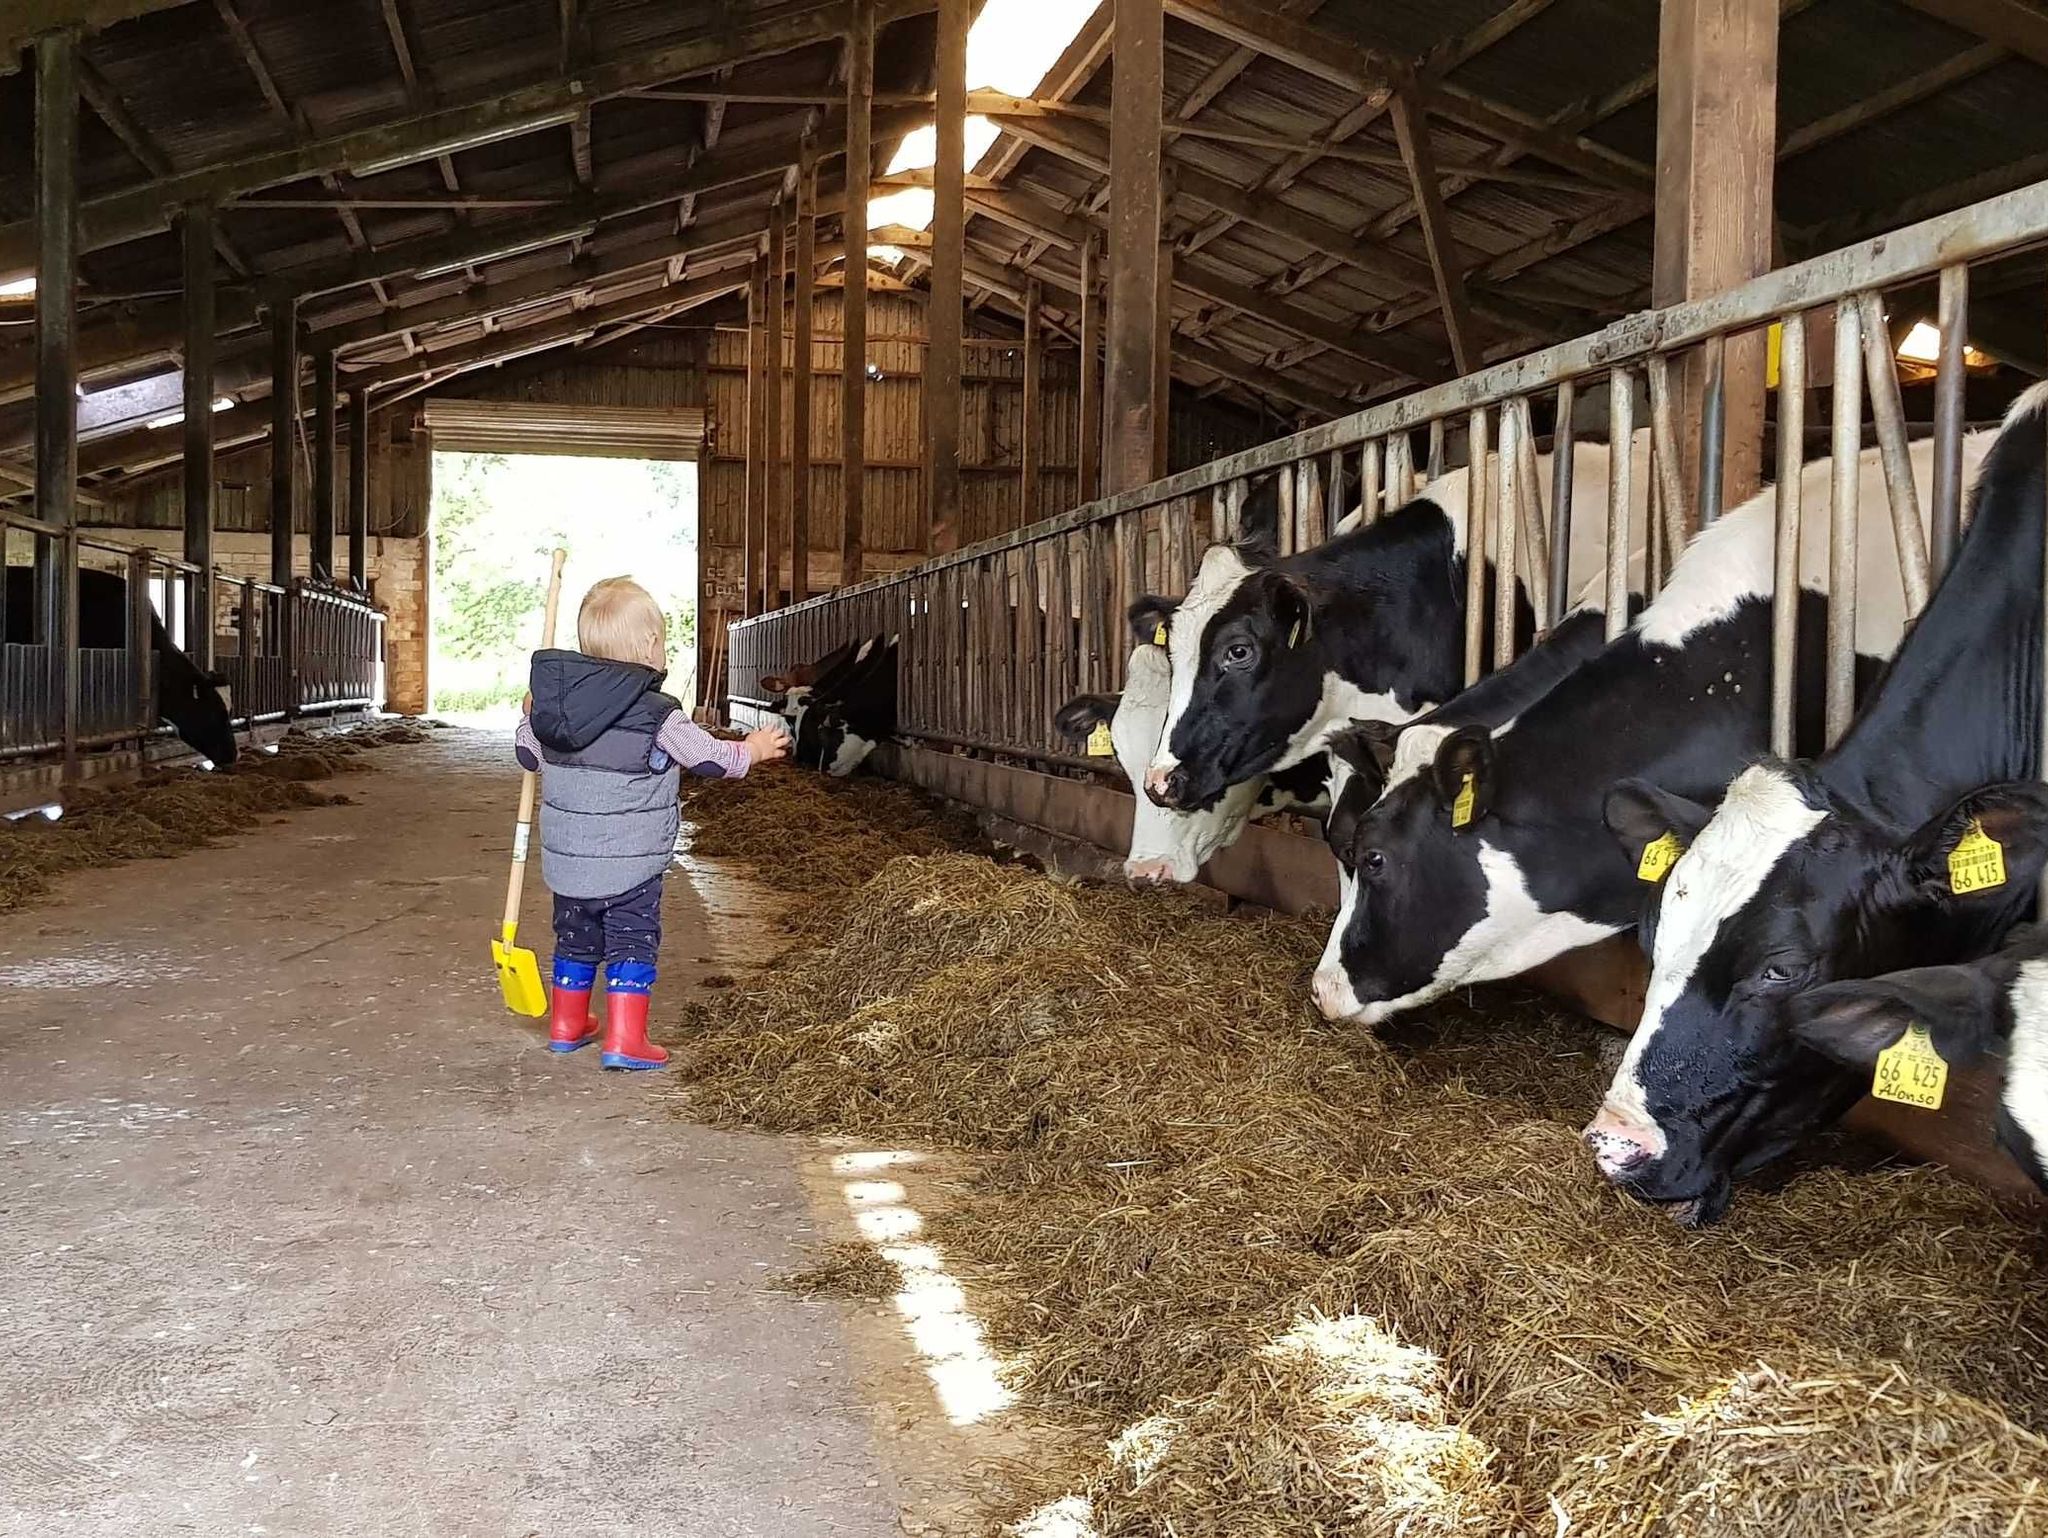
[727,178,2048,793]
[1,508,386,767]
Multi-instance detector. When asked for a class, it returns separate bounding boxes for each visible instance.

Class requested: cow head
[1586,765,2048,1225]
[1144,545,1329,813]
[795,699,874,778]
[1788,929,2048,1192]
[163,659,238,767]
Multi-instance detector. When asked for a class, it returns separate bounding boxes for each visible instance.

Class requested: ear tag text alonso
[1872,1024,1948,1111]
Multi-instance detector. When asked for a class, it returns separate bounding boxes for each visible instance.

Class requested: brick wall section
[84,530,432,715]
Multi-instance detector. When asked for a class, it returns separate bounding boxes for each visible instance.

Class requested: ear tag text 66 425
[1948,819,2007,894]
[1086,722,1116,758]
[1450,772,1476,829]
[1637,831,1683,883]
[1872,1024,1949,1111]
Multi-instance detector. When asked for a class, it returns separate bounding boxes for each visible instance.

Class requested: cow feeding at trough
[666,762,2048,1537]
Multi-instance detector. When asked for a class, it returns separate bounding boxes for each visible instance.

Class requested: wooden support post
[348,387,369,591]
[1390,86,1479,375]
[1105,0,1165,495]
[34,30,80,779]
[180,199,215,666]
[792,137,816,604]
[766,209,785,610]
[1153,238,1173,478]
[1020,278,1042,528]
[842,0,874,587]
[1078,230,1103,502]
[269,295,297,587]
[312,346,337,582]
[926,0,967,551]
[1653,0,1778,511]
[744,255,766,618]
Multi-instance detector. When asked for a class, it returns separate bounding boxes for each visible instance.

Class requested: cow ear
[1324,724,1390,805]
[1128,595,1179,649]
[1788,962,2010,1069]
[1053,693,1118,740]
[1902,781,2048,906]
[1430,725,1496,830]
[759,673,791,694]
[1604,779,1714,881]
[1234,471,1283,558]
[1267,573,1316,652]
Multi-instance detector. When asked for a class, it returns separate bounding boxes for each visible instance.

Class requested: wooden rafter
[1389,86,1479,374]
[1898,0,2048,70]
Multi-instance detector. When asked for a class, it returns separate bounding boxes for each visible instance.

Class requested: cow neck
[1819,392,2048,831]
[1281,499,1465,694]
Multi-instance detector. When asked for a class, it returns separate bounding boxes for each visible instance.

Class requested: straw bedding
[670,767,2048,1536]
[0,717,435,912]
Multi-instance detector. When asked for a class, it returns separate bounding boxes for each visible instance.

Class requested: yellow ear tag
[1450,772,1476,829]
[1872,1024,1949,1111]
[1287,618,1304,649]
[1086,722,1116,758]
[1949,819,2007,894]
[1154,622,1168,647]
[1637,831,1684,883]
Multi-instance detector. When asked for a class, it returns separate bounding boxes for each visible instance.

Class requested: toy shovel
[493,547,568,1017]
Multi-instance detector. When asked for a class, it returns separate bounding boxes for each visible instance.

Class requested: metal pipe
[1931,263,1968,578]
[1427,418,1445,483]
[1856,290,1931,615]
[1550,380,1575,622]
[1698,333,1725,527]
[348,388,369,590]
[312,347,337,582]
[1465,406,1489,685]
[269,296,298,588]
[1386,433,1412,510]
[1772,313,1807,759]
[1605,368,1632,642]
[1495,401,1520,669]
[181,201,216,667]
[1513,397,1550,630]
[1645,352,1691,570]
[1826,295,1863,745]
[1361,440,1381,526]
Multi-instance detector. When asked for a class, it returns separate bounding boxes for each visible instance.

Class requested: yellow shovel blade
[493,930,548,1017]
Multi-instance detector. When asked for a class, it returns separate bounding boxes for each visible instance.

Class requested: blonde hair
[576,577,667,670]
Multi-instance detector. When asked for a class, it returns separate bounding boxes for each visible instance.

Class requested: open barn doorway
[426,451,699,718]
[420,399,708,719]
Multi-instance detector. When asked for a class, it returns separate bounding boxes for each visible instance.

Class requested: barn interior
[5,0,2048,1533]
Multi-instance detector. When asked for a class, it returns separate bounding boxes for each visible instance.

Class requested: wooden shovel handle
[502,549,569,935]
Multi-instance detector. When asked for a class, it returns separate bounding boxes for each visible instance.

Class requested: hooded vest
[528,650,681,900]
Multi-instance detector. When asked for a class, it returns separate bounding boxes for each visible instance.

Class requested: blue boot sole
[547,1036,598,1053]
[600,1051,666,1071]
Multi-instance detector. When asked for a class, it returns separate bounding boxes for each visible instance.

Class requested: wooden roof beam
[1389,86,1480,374]
[1897,0,2048,70]
[0,0,939,272]
[1,0,193,63]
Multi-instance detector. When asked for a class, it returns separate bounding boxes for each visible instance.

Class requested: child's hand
[744,726,791,766]
[521,691,533,717]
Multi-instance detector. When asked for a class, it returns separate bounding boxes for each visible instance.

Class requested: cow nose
[1311,963,1362,1023]
[1144,764,1188,809]
[1124,857,1182,886]
[1582,1107,1656,1179]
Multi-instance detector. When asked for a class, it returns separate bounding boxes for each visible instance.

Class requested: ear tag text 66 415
[1637,831,1683,883]
[1086,722,1116,758]
[1450,772,1476,829]
[1948,819,2007,894]
[1872,1024,1949,1111]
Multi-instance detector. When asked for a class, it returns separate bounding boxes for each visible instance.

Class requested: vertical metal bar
[1931,264,1968,579]
[1495,402,1520,668]
[1605,368,1632,642]
[1697,333,1726,527]
[269,295,297,589]
[1549,379,1575,621]
[1771,311,1806,759]
[1856,289,1931,615]
[1388,432,1412,510]
[1464,407,1489,685]
[1361,439,1381,526]
[1325,446,1345,531]
[181,200,216,665]
[312,347,337,582]
[1825,295,1863,745]
[1427,418,1445,484]
[1513,398,1549,630]
[348,388,369,591]
[127,548,152,737]
[35,30,80,779]
[1645,352,1691,568]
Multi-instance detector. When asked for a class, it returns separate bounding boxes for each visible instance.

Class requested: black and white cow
[1144,441,1648,814]
[788,636,897,777]
[4,563,238,766]
[1309,434,1962,1033]
[1584,386,2048,1225]
[1788,919,2048,1194]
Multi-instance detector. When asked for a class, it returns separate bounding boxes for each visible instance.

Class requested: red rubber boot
[547,983,600,1053]
[599,990,667,1071]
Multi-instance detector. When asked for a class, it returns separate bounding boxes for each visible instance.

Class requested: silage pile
[670,773,2048,1536]
[0,717,436,912]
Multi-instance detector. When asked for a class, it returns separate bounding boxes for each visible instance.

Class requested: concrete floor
[0,727,915,1538]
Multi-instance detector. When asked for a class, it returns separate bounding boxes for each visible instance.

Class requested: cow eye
[1757,958,1810,989]
[1221,641,1256,671]
[1360,849,1388,879]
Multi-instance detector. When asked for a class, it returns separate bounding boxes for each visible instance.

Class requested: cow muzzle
[1310,962,1366,1023]
[1143,763,1190,809]
[1582,1105,1659,1179]
[1125,855,1192,886]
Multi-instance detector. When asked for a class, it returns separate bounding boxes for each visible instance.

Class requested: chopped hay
[774,1240,903,1301]
[667,765,2048,1534]
[0,716,433,912]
